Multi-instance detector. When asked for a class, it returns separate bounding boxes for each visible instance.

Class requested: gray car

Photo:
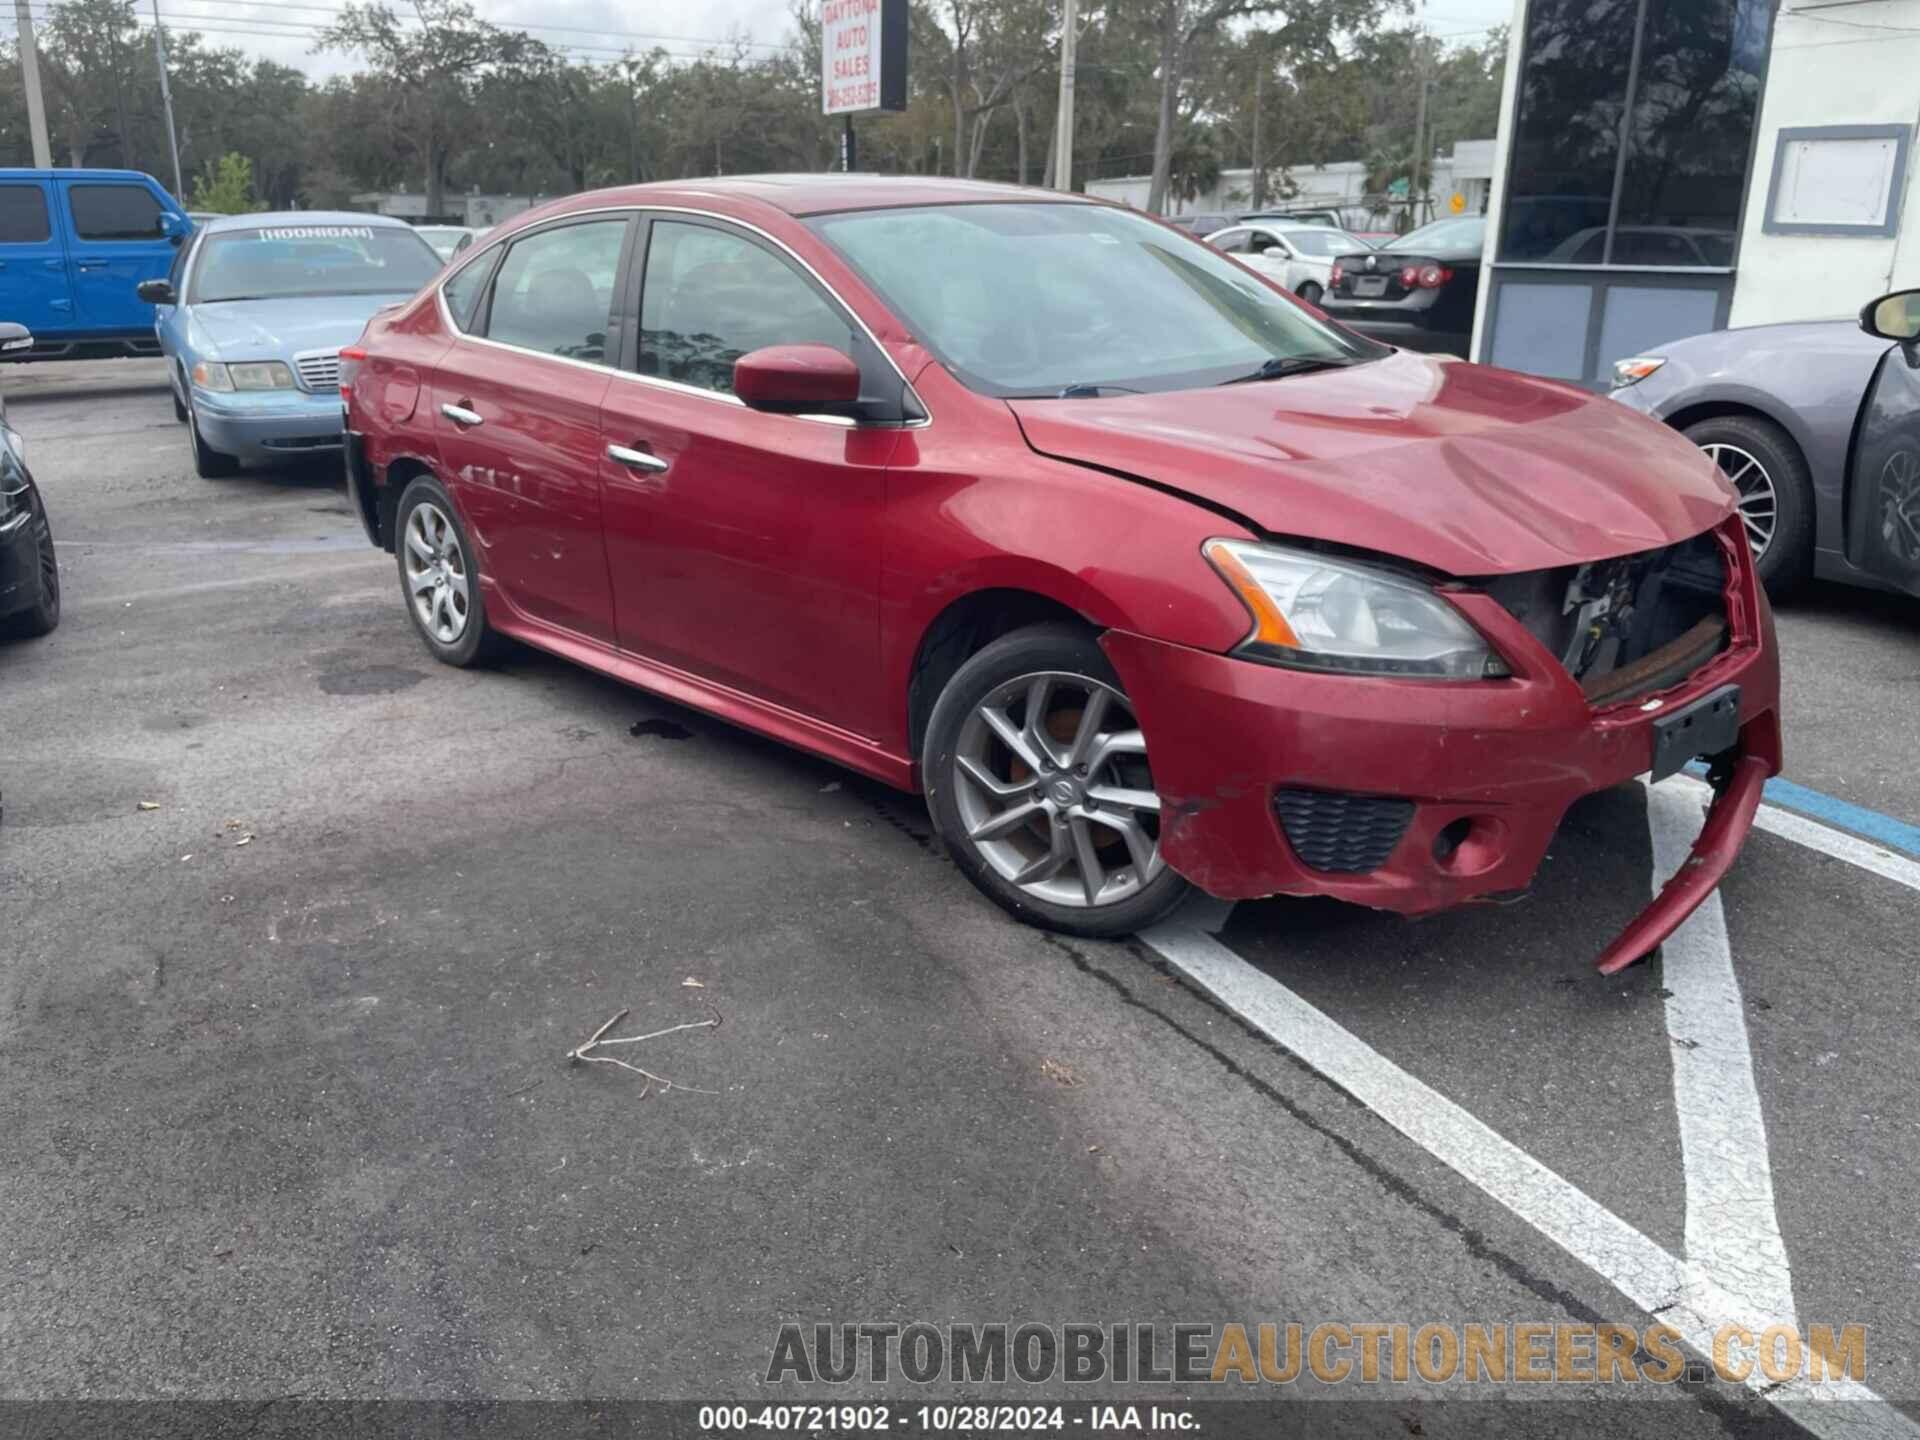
[1609,288,1920,596]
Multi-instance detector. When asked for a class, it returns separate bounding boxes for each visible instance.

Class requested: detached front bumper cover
[1591,752,1769,975]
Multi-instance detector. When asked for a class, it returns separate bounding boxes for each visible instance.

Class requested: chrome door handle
[606,443,669,474]
[440,402,483,428]
[76,261,106,271]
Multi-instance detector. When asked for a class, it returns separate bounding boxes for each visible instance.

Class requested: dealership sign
[822,0,907,115]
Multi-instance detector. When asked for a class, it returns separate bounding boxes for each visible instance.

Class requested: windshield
[1383,217,1486,254]
[190,224,443,303]
[810,202,1382,397]
[1281,229,1362,257]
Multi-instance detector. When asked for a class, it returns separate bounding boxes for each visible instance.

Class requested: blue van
[0,169,191,359]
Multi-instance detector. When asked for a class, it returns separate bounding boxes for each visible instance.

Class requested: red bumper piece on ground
[1591,754,1771,975]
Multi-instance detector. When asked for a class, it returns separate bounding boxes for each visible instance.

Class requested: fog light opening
[1433,818,1473,865]
[1432,815,1508,877]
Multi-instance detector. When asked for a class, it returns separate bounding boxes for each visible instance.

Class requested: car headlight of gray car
[1610,356,1667,389]
[193,360,298,392]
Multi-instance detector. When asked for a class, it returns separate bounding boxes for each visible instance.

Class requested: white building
[1471,0,1920,383]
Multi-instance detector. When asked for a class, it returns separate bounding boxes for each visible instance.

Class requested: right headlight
[1203,538,1507,679]
[193,360,296,392]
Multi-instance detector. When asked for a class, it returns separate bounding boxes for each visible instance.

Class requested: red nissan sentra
[340,176,1780,972]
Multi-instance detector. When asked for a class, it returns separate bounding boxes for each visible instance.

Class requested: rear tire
[394,474,501,667]
[1,485,59,639]
[1682,414,1812,594]
[1297,281,1324,305]
[922,622,1191,938]
[188,399,239,478]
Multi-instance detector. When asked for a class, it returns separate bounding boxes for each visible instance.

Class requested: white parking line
[1646,779,1798,1328]
[1140,923,1918,1437]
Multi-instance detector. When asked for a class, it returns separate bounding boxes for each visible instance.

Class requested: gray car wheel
[1683,414,1812,593]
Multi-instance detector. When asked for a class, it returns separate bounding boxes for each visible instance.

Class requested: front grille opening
[1274,788,1415,874]
[1480,532,1728,705]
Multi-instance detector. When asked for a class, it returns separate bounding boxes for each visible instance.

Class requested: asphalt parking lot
[2,360,1917,1435]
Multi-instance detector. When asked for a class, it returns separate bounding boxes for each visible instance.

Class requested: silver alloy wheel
[404,501,470,644]
[951,671,1164,909]
[1880,449,1920,566]
[1701,441,1777,562]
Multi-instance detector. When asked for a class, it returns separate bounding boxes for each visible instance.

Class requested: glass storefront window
[1498,0,1639,262]
[1499,0,1773,268]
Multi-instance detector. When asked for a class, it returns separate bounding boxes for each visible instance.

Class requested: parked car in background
[186,210,224,226]
[1609,288,1920,596]
[414,224,478,262]
[341,174,1779,973]
[1208,222,1369,305]
[139,212,443,477]
[1544,225,1735,269]
[1164,212,1236,238]
[0,322,60,639]
[0,169,190,361]
[1321,215,1486,357]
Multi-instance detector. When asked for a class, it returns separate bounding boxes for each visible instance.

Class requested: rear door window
[68,184,167,241]
[481,219,627,362]
[0,185,51,243]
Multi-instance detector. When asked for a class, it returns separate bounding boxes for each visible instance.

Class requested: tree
[1137,0,1388,214]
[189,151,264,212]
[316,0,531,218]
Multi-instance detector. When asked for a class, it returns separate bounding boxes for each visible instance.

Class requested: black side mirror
[136,278,177,306]
[0,321,32,354]
[1860,289,1920,344]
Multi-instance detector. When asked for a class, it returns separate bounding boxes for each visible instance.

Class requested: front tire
[1,484,59,639]
[394,475,500,667]
[188,399,239,478]
[922,623,1191,938]
[1683,414,1812,593]
[171,367,188,423]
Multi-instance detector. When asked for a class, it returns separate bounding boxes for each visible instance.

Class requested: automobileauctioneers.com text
[766,1321,1867,1387]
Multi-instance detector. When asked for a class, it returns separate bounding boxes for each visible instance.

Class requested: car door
[432,214,634,644]
[597,214,901,736]
[1848,341,1920,596]
[1247,229,1299,287]
[0,180,69,337]
[59,179,178,334]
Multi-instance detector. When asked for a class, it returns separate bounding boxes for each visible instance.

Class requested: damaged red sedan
[341,176,1780,971]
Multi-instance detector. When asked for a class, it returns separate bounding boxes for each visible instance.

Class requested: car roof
[531,174,1089,221]
[199,210,411,233]
[0,167,166,183]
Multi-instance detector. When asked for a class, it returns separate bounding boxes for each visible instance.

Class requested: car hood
[1007,351,1735,576]
[188,294,409,359]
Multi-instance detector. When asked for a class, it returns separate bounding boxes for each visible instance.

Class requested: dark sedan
[0,322,59,641]
[1322,215,1485,357]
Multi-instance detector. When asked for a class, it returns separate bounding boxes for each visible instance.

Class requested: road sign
[822,0,907,116]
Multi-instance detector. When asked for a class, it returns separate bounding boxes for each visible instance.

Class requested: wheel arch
[904,586,1098,772]
[375,452,440,552]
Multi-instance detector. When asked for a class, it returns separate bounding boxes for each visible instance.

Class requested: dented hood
[1007,351,1735,576]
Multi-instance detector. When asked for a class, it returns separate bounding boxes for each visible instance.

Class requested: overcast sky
[6,0,1518,82]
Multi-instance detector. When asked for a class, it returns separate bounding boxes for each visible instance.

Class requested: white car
[1207,223,1369,305]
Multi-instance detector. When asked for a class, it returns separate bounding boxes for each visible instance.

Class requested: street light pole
[151,0,185,202]
[1051,0,1077,191]
[15,0,52,169]
[1410,0,1429,225]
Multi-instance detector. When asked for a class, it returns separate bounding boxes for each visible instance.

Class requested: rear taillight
[1398,265,1420,288]
[1417,263,1453,289]
[338,344,367,401]
[1329,262,1343,286]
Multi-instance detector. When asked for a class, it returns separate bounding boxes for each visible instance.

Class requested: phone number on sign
[699,1405,1073,1432]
